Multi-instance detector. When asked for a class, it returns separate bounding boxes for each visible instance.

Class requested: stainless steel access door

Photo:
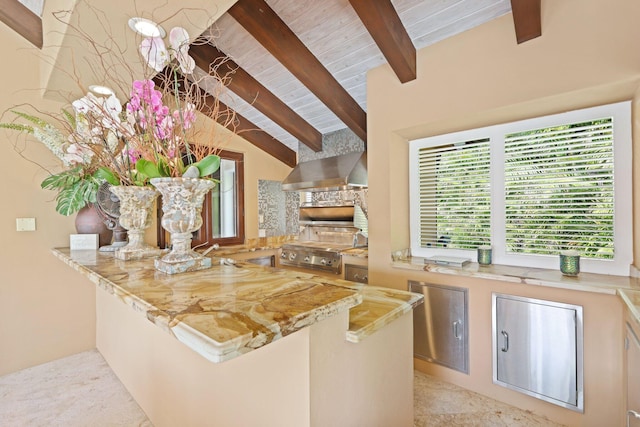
[410,281,468,374]
[493,293,584,412]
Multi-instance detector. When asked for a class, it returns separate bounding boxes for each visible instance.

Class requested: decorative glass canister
[477,245,492,265]
[560,250,580,276]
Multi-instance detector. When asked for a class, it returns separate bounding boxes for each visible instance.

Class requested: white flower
[140,37,169,72]
[139,27,195,74]
[102,94,123,127]
[32,124,68,164]
[63,142,94,165]
[169,27,195,74]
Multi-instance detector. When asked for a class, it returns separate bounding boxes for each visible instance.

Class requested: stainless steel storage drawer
[493,293,584,412]
[409,281,468,374]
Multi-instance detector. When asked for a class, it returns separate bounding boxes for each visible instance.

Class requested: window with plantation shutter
[409,101,632,275]
[416,138,491,249]
[504,120,614,259]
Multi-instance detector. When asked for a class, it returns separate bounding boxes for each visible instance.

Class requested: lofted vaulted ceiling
[187,0,541,166]
[2,0,541,168]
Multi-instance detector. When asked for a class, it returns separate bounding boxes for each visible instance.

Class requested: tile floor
[413,371,564,426]
[0,350,563,426]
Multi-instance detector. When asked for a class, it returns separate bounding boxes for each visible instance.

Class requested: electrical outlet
[258,229,266,238]
[16,217,36,232]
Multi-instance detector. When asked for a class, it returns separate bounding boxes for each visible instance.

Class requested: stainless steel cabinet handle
[453,321,462,340]
[501,330,509,352]
[628,410,640,427]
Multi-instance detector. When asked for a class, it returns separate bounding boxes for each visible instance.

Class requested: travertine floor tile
[2,350,566,426]
[0,350,151,427]
[414,371,565,427]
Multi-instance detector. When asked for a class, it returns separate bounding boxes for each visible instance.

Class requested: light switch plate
[70,234,99,250]
[16,217,36,231]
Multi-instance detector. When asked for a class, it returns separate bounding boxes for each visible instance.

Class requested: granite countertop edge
[391,257,640,296]
[52,248,413,364]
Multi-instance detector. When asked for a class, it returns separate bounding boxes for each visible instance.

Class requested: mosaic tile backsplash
[258,179,299,236]
[298,128,365,162]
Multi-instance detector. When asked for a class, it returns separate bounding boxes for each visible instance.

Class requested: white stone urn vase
[150,177,215,274]
[110,185,161,261]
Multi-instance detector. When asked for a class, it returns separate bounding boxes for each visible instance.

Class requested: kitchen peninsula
[53,248,422,427]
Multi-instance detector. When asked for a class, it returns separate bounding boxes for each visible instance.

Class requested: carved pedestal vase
[110,185,162,261]
[151,177,215,274]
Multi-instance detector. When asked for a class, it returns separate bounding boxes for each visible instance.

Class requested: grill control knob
[304,256,310,262]
[289,253,297,261]
[281,252,287,259]
[320,258,327,265]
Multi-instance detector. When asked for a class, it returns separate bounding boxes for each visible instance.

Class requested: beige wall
[0,0,289,376]
[0,22,97,375]
[366,0,640,424]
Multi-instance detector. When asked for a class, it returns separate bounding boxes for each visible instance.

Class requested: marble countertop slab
[52,248,420,363]
[619,289,640,324]
[212,244,369,259]
[391,256,640,295]
[341,247,368,258]
[338,281,422,342]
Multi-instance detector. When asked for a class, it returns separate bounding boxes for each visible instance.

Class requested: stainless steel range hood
[281,151,367,192]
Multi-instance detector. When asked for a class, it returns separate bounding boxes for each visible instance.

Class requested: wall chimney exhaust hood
[281,151,367,192]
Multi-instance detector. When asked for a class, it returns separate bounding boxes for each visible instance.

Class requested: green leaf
[41,167,100,215]
[10,110,48,128]
[136,159,162,178]
[94,167,120,185]
[61,108,76,128]
[41,167,82,190]
[193,155,220,177]
[157,157,171,177]
[56,184,88,216]
[0,123,34,134]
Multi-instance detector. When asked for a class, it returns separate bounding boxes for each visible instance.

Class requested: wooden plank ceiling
[192,0,541,165]
[3,0,542,166]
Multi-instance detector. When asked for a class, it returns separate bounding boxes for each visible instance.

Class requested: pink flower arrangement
[0,21,235,214]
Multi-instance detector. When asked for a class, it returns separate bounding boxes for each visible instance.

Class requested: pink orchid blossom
[174,103,196,129]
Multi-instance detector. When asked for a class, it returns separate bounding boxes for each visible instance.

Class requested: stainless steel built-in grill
[280,242,350,274]
[280,204,364,275]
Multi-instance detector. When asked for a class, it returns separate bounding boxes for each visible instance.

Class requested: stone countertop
[341,247,368,258]
[210,244,369,259]
[52,248,420,363]
[392,256,640,296]
[339,280,419,342]
[619,289,640,321]
[206,245,280,257]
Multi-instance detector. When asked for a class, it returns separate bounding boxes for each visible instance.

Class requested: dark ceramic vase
[74,204,112,247]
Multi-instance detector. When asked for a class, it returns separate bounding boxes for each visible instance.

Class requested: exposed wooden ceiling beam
[0,0,43,48]
[154,72,297,167]
[348,0,416,83]
[228,0,368,143]
[510,0,541,44]
[190,42,323,152]
[212,98,297,167]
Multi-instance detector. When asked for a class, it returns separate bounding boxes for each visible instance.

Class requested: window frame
[409,101,632,276]
[157,149,245,249]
